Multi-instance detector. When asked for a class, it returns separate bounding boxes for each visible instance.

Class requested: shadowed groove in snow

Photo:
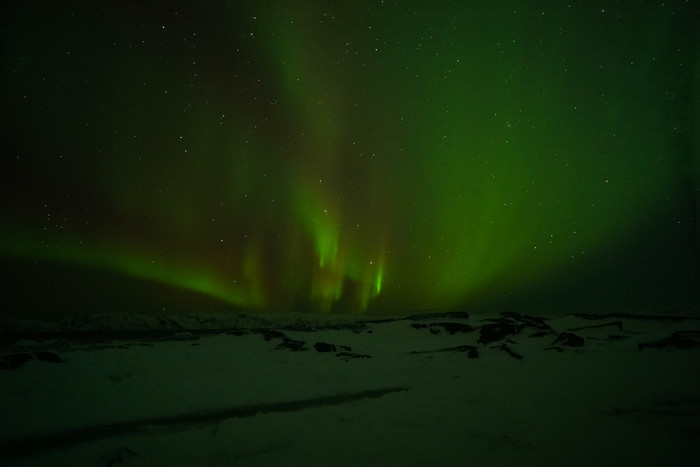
[0,386,408,461]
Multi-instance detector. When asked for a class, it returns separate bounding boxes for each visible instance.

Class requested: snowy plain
[1,309,699,466]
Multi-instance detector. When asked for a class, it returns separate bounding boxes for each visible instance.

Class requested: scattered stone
[314,342,336,352]
[569,321,624,332]
[336,352,372,360]
[254,329,308,351]
[411,322,474,334]
[500,312,552,331]
[410,345,478,359]
[638,331,700,350]
[406,311,469,321]
[314,342,352,353]
[323,322,369,333]
[260,330,286,341]
[450,345,479,358]
[429,322,474,335]
[498,343,523,360]
[276,337,307,351]
[552,332,584,347]
[478,312,552,343]
[478,323,522,344]
[406,313,436,321]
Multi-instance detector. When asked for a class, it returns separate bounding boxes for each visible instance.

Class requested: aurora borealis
[1,1,698,317]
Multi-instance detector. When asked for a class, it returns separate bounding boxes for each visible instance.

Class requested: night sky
[1,1,698,317]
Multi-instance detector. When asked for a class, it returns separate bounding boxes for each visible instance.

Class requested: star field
[1,1,697,316]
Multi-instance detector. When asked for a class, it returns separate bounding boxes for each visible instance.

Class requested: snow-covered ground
[1,309,699,466]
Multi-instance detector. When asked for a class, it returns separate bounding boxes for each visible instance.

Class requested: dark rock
[226,329,248,336]
[314,342,352,352]
[429,322,474,335]
[529,331,551,338]
[450,345,479,358]
[478,323,522,344]
[314,342,337,352]
[499,312,552,331]
[499,311,527,321]
[552,332,584,347]
[638,331,700,350]
[407,311,469,321]
[410,345,478,358]
[412,322,474,334]
[336,352,372,360]
[0,353,34,370]
[260,329,286,341]
[281,323,315,332]
[34,351,62,363]
[406,312,446,321]
[544,346,564,352]
[569,321,624,332]
[276,337,307,351]
[498,344,523,360]
[323,322,368,333]
[314,342,352,353]
[254,328,308,351]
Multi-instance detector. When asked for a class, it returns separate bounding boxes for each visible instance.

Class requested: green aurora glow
[1,1,698,316]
